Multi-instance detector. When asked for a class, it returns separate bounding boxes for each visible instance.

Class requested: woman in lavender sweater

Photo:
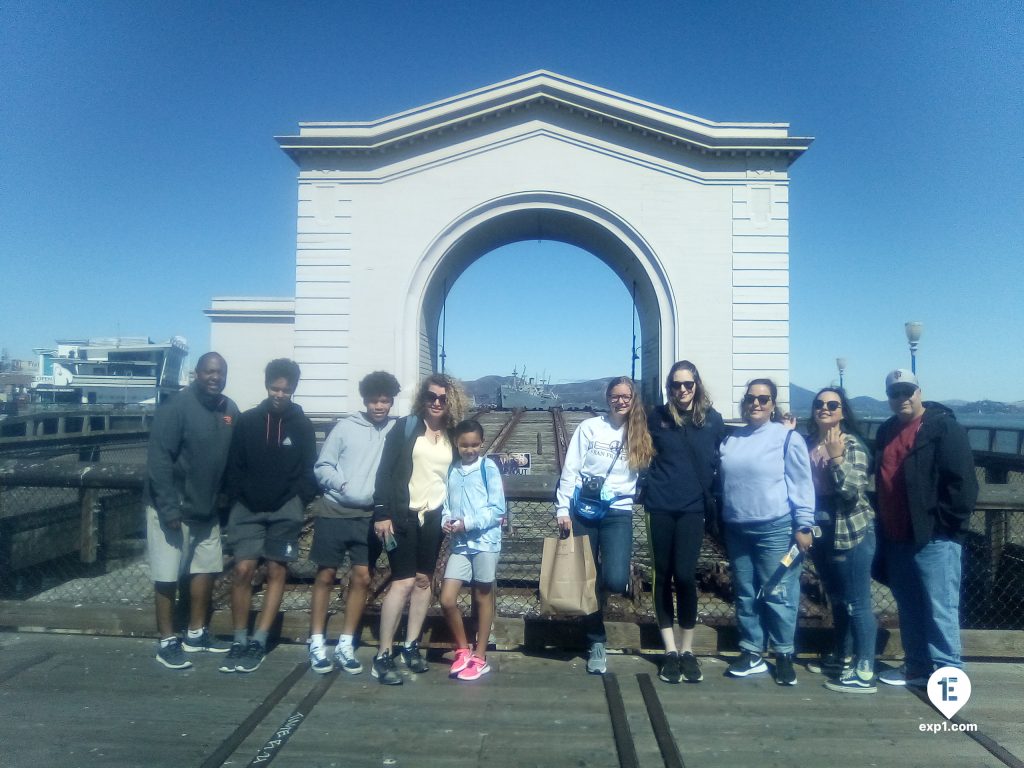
[720,378,814,686]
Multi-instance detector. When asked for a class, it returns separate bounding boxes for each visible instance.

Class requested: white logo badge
[927,666,971,720]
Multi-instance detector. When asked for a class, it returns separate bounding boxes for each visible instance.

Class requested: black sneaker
[219,642,245,673]
[156,638,193,670]
[774,653,797,686]
[182,629,231,654]
[680,652,704,683]
[658,652,682,684]
[806,652,853,676]
[235,640,266,673]
[398,641,429,673]
[726,651,767,677]
[371,652,403,685]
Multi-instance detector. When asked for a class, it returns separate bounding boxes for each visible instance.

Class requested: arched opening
[437,240,639,400]
[403,193,675,407]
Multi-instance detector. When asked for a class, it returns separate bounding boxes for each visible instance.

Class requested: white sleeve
[555,422,588,517]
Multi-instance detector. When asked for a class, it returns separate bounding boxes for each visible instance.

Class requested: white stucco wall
[207,298,295,411]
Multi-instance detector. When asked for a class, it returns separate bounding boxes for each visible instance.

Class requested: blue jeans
[726,515,802,655]
[572,513,633,645]
[813,524,877,666]
[883,537,962,675]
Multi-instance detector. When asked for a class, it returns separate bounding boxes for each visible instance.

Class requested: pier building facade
[208,72,812,415]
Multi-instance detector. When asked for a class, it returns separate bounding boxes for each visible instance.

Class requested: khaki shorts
[146,506,223,583]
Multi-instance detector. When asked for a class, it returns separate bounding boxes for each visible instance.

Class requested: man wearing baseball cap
[874,369,977,686]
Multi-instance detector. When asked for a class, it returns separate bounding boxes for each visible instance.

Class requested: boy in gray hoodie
[307,371,401,674]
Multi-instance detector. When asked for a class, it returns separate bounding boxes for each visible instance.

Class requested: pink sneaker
[450,648,473,677]
[456,655,491,681]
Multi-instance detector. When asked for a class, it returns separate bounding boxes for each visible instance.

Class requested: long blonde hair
[605,376,654,471]
[412,373,468,429]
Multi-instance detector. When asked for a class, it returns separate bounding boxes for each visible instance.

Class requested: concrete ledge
[2,600,1022,659]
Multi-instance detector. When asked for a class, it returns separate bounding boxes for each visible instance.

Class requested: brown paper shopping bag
[539,531,599,616]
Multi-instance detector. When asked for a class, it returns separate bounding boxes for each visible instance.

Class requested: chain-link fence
[2,464,1023,633]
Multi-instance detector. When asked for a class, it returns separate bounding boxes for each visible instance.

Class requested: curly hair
[412,373,468,429]
[665,360,713,428]
[358,370,401,400]
[605,376,654,470]
[264,358,301,388]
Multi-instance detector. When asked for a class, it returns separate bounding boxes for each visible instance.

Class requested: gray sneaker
[182,629,231,653]
[219,642,245,673]
[235,640,266,673]
[156,638,193,670]
[587,642,607,675]
[371,651,403,685]
[398,641,429,673]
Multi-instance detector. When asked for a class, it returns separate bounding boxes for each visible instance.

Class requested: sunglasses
[887,385,917,400]
[669,380,696,391]
[743,394,772,406]
[425,392,448,405]
[813,399,842,412]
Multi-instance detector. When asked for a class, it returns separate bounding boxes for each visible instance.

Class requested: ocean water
[860,413,1024,453]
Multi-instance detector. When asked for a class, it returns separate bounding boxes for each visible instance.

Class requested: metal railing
[2,463,1023,632]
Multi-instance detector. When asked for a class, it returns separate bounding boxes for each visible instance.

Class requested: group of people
[145,353,977,693]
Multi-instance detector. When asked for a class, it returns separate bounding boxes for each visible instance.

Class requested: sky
[1,1,1021,402]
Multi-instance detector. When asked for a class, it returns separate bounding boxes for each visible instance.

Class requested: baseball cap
[884,369,919,391]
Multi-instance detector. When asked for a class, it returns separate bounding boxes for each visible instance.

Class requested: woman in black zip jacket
[645,361,725,684]
[369,373,467,685]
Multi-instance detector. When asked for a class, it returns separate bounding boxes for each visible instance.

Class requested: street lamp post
[905,321,923,374]
[836,357,847,389]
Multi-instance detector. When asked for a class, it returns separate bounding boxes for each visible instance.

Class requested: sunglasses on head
[813,399,841,412]
[669,380,696,391]
[425,392,448,405]
[743,394,772,406]
[887,385,917,400]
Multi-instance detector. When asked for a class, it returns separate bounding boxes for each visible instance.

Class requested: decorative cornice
[276,71,813,165]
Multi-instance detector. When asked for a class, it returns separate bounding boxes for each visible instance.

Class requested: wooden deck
[1,632,1022,767]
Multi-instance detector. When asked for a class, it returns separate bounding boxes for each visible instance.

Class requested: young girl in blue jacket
[439,419,506,681]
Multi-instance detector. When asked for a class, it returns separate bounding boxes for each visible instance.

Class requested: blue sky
[2,1,1021,402]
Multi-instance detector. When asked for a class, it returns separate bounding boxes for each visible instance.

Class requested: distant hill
[463,375,1023,419]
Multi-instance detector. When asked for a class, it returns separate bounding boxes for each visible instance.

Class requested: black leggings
[648,510,704,630]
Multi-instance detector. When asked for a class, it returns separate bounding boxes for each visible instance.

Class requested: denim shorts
[444,551,499,584]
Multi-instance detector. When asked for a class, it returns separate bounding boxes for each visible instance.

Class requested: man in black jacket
[874,369,978,687]
[145,352,239,669]
[220,359,317,673]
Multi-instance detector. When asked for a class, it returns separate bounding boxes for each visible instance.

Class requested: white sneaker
[334,642,363,675]
[309,642,334,675]
[587,642,607,675]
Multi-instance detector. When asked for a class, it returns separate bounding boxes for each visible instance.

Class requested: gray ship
[496,367,560,410]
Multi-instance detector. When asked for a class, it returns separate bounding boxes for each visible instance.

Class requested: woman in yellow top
[371,374,467,685]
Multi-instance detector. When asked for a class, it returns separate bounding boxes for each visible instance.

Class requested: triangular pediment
[276,71,812,163]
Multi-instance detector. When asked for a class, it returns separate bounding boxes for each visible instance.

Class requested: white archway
[404,192,675,406]
[211,72,811,415]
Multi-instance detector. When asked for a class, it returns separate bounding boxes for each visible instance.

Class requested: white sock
[309,633,325,648]
[338,634,354,648]
[160,636,177,648]
[186,627,204,640]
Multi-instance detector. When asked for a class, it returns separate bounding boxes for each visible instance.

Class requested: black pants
[647,509,704,630]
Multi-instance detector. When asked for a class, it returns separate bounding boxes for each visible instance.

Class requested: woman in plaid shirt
[804,387,878,693]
